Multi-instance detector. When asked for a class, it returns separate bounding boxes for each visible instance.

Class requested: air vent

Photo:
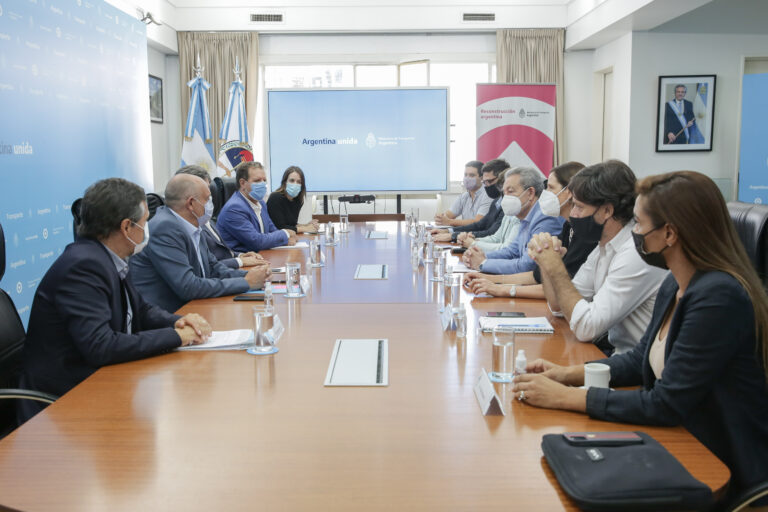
[250,13,284,23]
[462,12,495,22]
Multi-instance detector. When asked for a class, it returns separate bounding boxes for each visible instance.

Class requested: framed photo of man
[656,75,716,152]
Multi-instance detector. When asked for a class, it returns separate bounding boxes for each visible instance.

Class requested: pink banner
[476,84,556,176]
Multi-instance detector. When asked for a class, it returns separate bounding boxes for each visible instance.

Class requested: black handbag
[541,431,713,511]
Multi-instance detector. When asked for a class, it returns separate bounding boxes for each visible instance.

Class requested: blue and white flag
[688,82,708,144]
[217,76,253,177]
[181,75,216,172]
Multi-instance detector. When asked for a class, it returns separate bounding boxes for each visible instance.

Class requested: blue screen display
[267,88,448,192]
[0,0,151,326]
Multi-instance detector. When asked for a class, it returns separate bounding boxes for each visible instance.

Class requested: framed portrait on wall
[655,75,716,152]
[149,74,163,123]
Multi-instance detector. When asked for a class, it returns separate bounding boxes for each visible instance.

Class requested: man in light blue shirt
[463,167,563,275]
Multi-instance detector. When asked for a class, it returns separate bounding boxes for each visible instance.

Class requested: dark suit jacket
[129,206,249,312]
[20,239,181,421]
[586,271,768,497]
[451,198,504,241]
[216,191,288,252]
[663,99,695,144]
[201,221,239,269]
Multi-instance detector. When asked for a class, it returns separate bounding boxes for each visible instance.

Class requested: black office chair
[221,177,237,203]
[211,177,225,220]
[727,201,768,284]
[0,222,58,437]
[146,193,165,220]
[723,481,768,511]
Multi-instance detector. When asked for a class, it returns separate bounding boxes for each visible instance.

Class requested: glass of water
[489,325,515,383]
[453,306,467,338]
[309,240,324,267]
[285,262,303,298]
[339,214,349,233]
[325,223,336,246]
[251,308,275,353]
[430,251,444,281]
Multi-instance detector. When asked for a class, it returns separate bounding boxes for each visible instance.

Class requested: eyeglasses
[481,177,498,186]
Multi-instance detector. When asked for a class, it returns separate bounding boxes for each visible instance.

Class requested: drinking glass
[489,326,515,383]
[285,262,303,298]
[339,214,349,233]
[309,240,324,267]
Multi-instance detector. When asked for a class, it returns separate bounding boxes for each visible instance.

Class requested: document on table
[354,264,388,280]
[272,241,309,249]
[366,231,388,239]
[450,261,473,273]
[177,329,254,351]
[325,339,389,386]
[478,316,555,334]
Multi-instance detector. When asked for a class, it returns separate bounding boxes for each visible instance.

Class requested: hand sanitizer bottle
[515,349,527,376]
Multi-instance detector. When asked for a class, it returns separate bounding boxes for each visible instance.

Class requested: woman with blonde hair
[516,171,768,507]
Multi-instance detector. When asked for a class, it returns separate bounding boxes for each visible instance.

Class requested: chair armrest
[0,389,58,405]
[727,480,768,512]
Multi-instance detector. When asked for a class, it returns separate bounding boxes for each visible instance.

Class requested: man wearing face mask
[129,174,269,313]
[175,165,265,270]
[19,178,212,422]
[527,160,668,355]
[216,161,298,252]
[430,159,509,243]
[462,166,563,275]
[433,161,492,227]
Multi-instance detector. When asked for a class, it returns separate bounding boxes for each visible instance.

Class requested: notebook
[324,339,388,386]
[177,329,254,351]
[478,316,554,333]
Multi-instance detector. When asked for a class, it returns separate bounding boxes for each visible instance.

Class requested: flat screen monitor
[267,88,449,193]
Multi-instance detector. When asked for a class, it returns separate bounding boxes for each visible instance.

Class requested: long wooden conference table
[0,221,729,511]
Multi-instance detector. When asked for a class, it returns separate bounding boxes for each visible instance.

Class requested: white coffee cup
[584,363,611,389]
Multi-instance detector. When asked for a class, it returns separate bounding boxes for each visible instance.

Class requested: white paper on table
[365,231,388,239]
[178,329,254,351]
[354,264,388,279]
[324,339,388,386]
[478,316,554,333]
[451,261,473,273]
[272,241,309,249]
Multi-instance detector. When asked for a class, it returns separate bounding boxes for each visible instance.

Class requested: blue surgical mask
[194,197,214,227]
[249,182,267,201]
[286,183,302,198]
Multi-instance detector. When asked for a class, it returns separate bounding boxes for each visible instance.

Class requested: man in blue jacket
[463,167,563,275]
[216,161,297,252]
[129,174,269,312]
[20,178,210,422]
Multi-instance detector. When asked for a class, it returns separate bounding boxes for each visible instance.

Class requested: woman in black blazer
[266,166,319,233]
[515,171,768,504]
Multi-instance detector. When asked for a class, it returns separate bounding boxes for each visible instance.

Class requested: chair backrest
[210,177,225,220]
[727,201,768,283]
[221,177,238,203]
[71,197,83,240]
[0,222,25,433]
[146,193,165,220]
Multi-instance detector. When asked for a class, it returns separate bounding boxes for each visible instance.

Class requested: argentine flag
[217,75,252,178]
[181,75,216,172]
[688,82,708,144]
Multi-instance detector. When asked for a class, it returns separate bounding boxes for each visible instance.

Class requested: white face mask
[539,187,568,217]
[127,222,150,256]
[501,190,531,217]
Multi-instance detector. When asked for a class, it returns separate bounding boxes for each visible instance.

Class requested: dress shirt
[479,201,564,275]
[168,208,205,277]
[449,187,492,220]
[101,243,132,333]
[569,222,668,354]
[471,215,521,253]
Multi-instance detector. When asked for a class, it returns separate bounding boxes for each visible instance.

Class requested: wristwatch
[509,285,517,297]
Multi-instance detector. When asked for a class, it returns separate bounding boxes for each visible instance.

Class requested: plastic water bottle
[515,349,527,376]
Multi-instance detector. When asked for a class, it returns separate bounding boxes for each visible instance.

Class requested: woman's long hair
[637,171,768,380]
[273,166,307,203]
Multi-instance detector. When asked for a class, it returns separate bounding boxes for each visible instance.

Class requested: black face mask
[632,226,669,270]
[569,212,605,243]
[485,182,501,199]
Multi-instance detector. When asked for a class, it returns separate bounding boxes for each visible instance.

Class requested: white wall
[627,31,768,196]
[591,32,633,163]
[563,50,594,165]
[147,47,181,194]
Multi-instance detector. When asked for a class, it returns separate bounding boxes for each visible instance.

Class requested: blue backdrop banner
[738,73,768,204]
[0,0,152,326]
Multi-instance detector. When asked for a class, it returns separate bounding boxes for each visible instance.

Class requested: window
[355,65,397,87]
[264,65,353,89]
[399,60,428,86]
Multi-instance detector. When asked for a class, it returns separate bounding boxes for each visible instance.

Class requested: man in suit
[664,84,696,144]
[20,178,210,422]
[216,161,298,252]
[129,174,269,313]
[175,165,264,270]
